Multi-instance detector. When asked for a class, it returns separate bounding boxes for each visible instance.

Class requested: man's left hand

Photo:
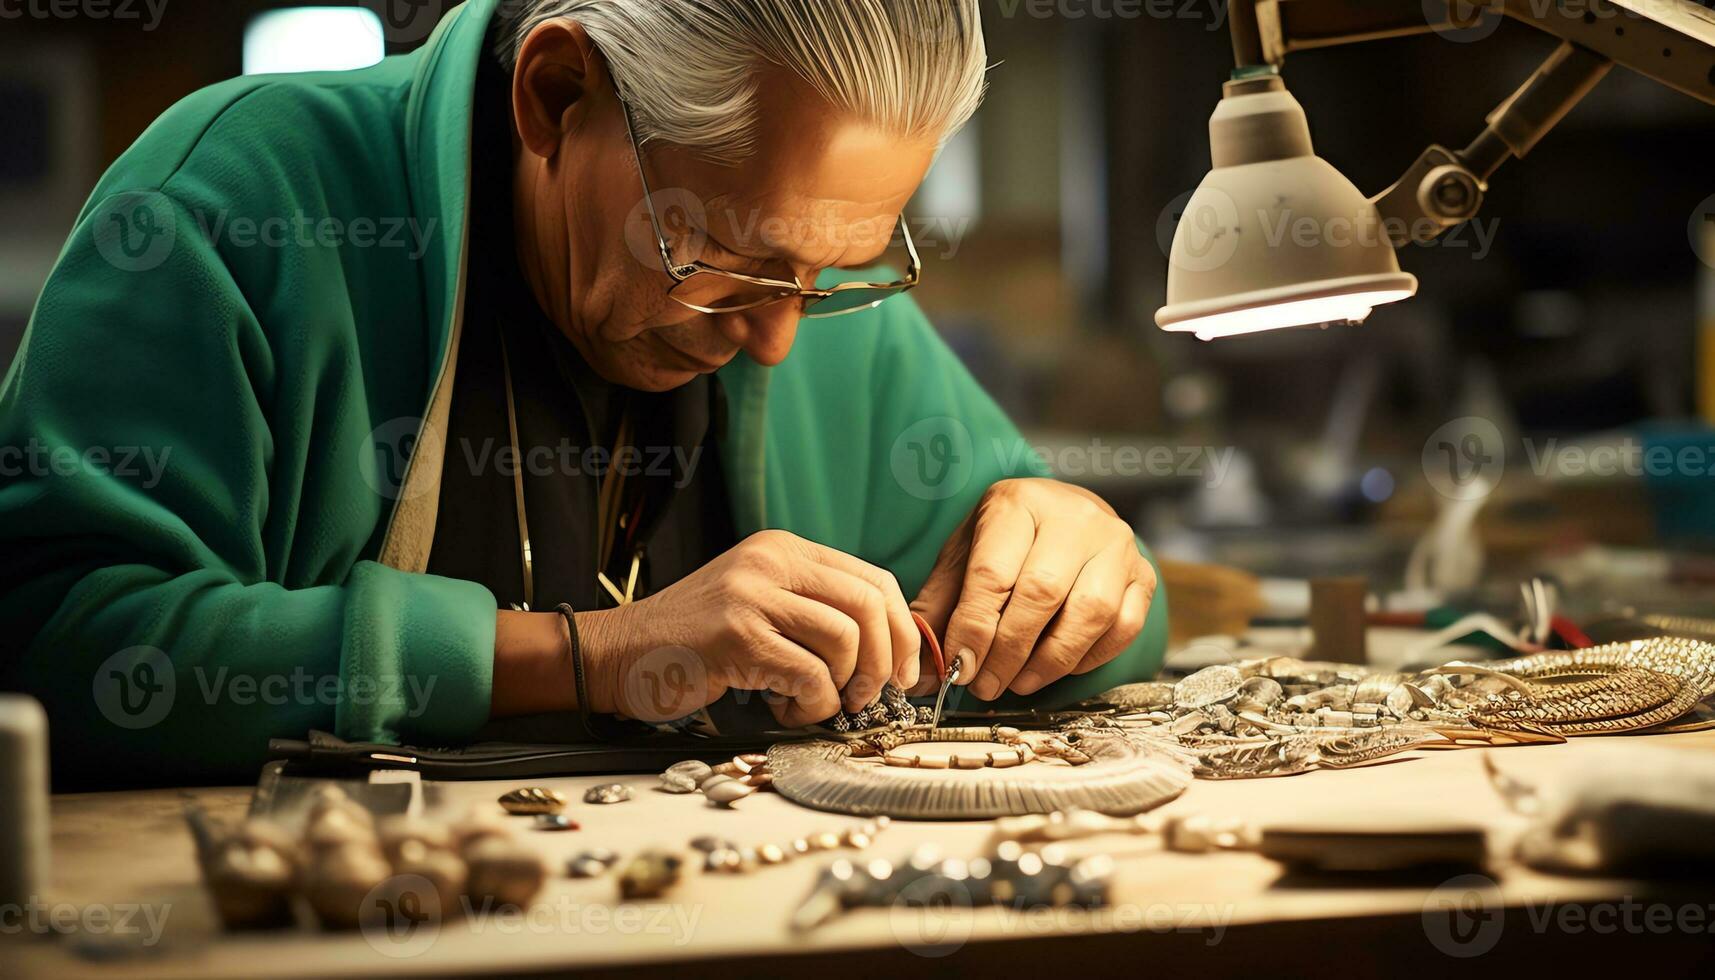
[909,478,1156,699]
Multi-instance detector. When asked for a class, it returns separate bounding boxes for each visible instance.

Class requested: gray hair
[495,0,987,164]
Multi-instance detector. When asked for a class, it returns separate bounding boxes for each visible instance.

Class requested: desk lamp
[1158,0,1715,340]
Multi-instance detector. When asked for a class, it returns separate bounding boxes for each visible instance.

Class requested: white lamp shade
[1157,75,1416,341]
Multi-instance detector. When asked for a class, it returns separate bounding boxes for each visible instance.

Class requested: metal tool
[929,655,962,731]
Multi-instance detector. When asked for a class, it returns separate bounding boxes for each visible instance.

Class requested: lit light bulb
[1164,288,1417,341]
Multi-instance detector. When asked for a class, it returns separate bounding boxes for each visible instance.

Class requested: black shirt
[427,41,736,618]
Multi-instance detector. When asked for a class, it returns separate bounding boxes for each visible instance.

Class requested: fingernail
[1012,670,1043,695]
[970,672,1000,700]
[954,647,975,679]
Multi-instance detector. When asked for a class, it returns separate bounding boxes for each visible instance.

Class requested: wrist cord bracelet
[555,603,596,740]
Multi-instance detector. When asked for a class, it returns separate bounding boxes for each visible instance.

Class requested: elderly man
[0,0,1166,784]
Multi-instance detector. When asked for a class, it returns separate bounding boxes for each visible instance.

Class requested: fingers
[970,531,1088,699]
[785,564,893,712]
[796,539,921,695]
[1010,541,1133,694]
[768,590,860,693]
[909,513,973,641]
[1072,572,1155,676]
[905,519,972,696]
[940,505,1036,698]
[747,632,842,728]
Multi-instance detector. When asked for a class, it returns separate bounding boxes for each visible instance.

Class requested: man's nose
[716,300,801,367]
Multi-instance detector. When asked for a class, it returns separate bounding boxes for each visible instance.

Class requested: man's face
[520,67,937,392]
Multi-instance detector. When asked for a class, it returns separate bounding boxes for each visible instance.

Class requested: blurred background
[5,0,1715,628]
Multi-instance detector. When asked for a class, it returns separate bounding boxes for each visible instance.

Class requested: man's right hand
[580,530,922,727]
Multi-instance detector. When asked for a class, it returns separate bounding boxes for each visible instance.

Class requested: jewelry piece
[498,787,567,815]
[617,850,682,900]
[694,818,889,875]
[790,842,1115,933]
[659,760,713,793]
[193,786,548,931]
[987,808,1256,855]
[566,849,620,879]
[700,774,754,807]
[825,682,932,733]
[583,783,632,805]
[769,727,1192,818]
[878,726,1035,769]
[1174,665,1244,709]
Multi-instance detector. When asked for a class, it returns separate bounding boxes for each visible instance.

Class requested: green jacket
[0,0,1165,785]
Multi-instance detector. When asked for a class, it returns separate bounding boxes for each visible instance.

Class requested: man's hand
[910,478,1156,700]
[582,530,921,727]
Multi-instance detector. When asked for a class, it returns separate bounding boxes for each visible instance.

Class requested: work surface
[9,733,1715,979]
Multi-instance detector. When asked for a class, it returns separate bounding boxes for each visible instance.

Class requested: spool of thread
[0,695,51,909]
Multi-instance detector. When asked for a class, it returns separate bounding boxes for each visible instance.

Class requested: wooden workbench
[7,733,1715,979]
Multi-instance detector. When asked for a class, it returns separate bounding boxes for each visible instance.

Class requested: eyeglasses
[618,95,921,319]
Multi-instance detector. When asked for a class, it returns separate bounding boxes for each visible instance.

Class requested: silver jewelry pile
[759,637,1715,818]
[1104,637,1715,779]
[825,683,934,733]
[791,842,1116,932]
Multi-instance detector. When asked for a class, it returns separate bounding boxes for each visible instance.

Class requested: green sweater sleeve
[0,191,494,786]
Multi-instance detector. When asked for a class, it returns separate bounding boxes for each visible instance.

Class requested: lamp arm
[1370,41,1613,246]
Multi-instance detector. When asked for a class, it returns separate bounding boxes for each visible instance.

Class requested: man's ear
[512,19,608,160]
